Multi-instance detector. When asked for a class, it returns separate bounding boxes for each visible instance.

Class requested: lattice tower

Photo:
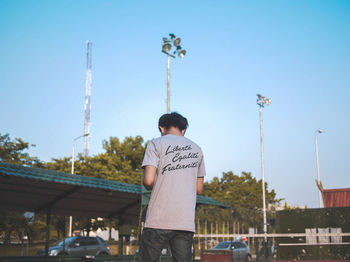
[83,41,92,159]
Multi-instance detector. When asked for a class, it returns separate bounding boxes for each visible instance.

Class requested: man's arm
[197,177,204,195]
[143,165,157,190]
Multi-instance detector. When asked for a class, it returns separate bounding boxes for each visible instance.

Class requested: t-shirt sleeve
[142,140,160,168]
[197,155,206,177]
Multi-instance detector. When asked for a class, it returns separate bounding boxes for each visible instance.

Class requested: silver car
[209,241,252,261]
[37,236,110,257]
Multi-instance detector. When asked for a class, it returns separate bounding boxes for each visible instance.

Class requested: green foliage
[0,133,42,166]
[196,171,282,233]
[28,213,47,242]
[46,157,72,174]
[204,171,281,209]
[46,136,145,185]
[0,211,32,245]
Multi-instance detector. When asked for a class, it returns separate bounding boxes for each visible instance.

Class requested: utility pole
[69,133,89,236]
[315,129,323,208]
[167,55,170,113]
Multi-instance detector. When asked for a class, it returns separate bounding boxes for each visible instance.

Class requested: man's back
[139,112,205,262]
[142,134,205,232]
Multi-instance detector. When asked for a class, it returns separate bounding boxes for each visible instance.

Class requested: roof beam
[35,186,81,213]
[107,198,140,218]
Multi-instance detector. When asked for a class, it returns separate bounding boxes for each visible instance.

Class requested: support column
[198,219,201,251]
[119,235,124,255]
[118,215,124,256]
[62,216,66,253]
[45,208,51,256]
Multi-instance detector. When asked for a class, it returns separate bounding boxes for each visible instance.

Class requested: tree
[204,171,281,209]
[0,133,42,166]
[197,171,282,233]
[99,136,145,184]
[46,157,72,174]
[46,136,146,185]
[0,211,32,245]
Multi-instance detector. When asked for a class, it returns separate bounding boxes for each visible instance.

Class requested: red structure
[322,187,350,208]
[201,252,232,262]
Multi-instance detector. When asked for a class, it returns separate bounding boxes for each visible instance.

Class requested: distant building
[271,203,307,211]
[316,180,350,208]
[322,188,350,208]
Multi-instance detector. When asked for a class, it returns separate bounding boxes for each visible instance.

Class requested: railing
[194,232,350,260]
[0,255,173,262]
[195,232,350,238]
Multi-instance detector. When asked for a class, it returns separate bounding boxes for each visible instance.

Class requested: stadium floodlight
[162,42,172,53]
[173,37,181,47]
[178,49,186,58]
[257,94,271,107]
[161,34,187,113]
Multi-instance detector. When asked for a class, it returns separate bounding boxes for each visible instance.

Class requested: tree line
[0,133,281,244]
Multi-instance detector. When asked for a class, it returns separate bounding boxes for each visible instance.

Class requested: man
[139,112,206,262]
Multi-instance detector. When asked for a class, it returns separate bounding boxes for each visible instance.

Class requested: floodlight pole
[315,129,323,208]
[69,133,89,237]
[161,34,186,113]
[167,55,170,113]
[256,94,270,244]
[259,105,268,241]
[257,94,270,261]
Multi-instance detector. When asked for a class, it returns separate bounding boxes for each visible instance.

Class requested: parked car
[207,240,252,261]
[37,236,110,257]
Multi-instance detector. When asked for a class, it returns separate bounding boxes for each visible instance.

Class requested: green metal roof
[197,195,226,207]
[0,162,140,194]
[0,162,226,219]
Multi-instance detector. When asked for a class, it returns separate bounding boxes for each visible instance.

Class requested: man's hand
[197,177,204,194]
[143,165,157,190]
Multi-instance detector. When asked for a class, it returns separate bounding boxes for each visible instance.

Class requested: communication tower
[84,41,92,159]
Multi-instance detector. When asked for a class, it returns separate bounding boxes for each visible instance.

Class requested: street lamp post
[315,129,323,208]
[256,94,271,244]
[69,133,89,237]
[161,33,186,113]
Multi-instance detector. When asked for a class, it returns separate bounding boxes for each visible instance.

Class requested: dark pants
[139,228,194,262]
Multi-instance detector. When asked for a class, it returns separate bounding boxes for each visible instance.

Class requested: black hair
[158,112,188,132]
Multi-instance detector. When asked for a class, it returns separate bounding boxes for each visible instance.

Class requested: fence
[193,232,350,260]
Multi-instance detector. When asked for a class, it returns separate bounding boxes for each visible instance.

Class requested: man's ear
[159,126,166,136]
[181,129,186,136]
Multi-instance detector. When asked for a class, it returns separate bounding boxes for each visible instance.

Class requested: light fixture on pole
[161,33,187,113]
[315,129,323,208]
[256,94,271,245]
[69,133,89,237]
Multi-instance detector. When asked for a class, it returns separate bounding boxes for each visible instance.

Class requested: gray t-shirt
[142,134,206,232]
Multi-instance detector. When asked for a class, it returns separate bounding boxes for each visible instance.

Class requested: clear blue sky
[1,0,349,208]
